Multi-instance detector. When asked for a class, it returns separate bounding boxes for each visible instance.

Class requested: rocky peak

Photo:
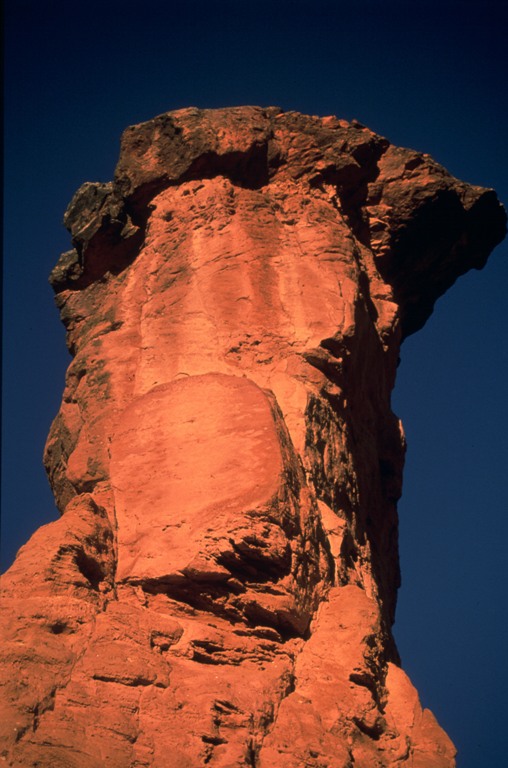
[1,107,505,767]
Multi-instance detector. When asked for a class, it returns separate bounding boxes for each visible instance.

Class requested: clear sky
[3,1,507,765]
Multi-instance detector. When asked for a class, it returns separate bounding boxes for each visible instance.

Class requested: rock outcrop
[1,107,505,767]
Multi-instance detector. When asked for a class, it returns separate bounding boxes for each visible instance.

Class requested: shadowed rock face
[1,107,505,767]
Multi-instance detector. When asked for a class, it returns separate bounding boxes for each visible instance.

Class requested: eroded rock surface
[1,107,505,767]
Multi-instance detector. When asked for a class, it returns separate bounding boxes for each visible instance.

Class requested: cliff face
[1,107,505,768]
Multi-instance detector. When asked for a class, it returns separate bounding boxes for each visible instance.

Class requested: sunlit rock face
[1,107,505,767]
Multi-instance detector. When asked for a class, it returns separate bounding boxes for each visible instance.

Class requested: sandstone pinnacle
[1,106,505,767]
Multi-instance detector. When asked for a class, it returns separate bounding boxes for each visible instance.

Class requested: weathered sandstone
[1,106,505,767]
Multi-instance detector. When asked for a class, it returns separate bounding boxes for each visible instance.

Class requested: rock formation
[1,107,505,767]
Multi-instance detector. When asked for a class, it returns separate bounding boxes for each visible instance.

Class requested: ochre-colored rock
[1,107,505,767]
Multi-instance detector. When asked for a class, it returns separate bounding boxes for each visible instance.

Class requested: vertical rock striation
[1,107,505,767]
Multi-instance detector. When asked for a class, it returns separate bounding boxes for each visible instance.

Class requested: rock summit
[1,107,505,767]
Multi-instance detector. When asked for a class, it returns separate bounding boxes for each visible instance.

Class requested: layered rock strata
[1,107,505,767]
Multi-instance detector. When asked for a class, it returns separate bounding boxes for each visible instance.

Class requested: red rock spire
[1,107,505,767]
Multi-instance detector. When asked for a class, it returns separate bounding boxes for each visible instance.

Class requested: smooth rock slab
[111,373,284,584]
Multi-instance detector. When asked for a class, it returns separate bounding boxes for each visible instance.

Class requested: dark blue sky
[3,1,507,765]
